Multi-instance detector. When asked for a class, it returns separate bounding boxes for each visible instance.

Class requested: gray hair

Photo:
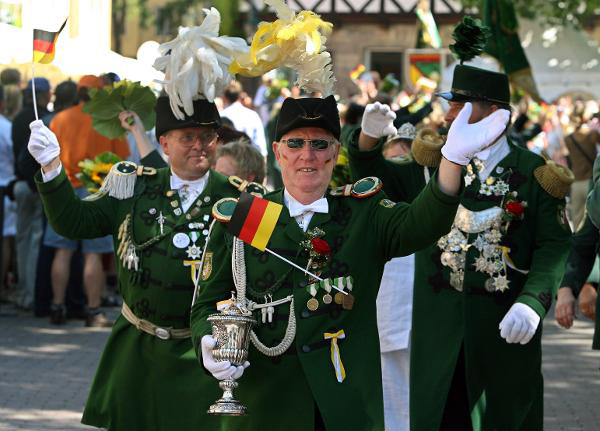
[216,139,266,184]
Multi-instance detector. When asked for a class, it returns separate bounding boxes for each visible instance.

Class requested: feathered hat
[152,8,249,135]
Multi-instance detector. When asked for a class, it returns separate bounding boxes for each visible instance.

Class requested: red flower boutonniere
[502,192,527,221]
[311,238,331,256]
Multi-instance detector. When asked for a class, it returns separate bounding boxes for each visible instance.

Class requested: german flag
[227,192,282,251]
[33,19,67,64]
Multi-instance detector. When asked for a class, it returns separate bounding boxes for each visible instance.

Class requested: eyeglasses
[281,138,333,151]
[172,131,218,147]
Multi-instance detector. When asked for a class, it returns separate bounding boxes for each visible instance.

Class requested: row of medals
[306,282,355,312]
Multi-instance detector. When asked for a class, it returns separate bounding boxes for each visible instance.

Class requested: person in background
[42,80,78,128]
[45,75,129,326]
[221,80,268,157]
[556,213,598,330]
[214,139,266,184]
[565,112,600,229]
[0,68,21,87]
[377,122,418,431]
[0,85,17,303]
[2,84,22,121]
[12,77,51,310]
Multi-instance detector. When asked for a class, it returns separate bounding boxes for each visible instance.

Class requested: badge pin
[148,208,157,215]
[172,232,190,249]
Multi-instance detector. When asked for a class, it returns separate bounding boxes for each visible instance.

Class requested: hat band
[452,88,508,105]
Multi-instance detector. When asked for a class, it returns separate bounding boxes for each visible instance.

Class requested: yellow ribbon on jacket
[501,246,529,275]
[324,330,346,383]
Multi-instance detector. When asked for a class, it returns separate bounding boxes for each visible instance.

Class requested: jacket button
[301,310,310,318]
[302,345,311,353]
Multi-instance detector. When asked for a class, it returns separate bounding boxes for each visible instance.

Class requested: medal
[186,232,202,259]
[342,294,355,310]
[173,232,190,249]
[306,282,320,311]
[322,278,333,304]
[307,298,319,311]
[334,292,345,305]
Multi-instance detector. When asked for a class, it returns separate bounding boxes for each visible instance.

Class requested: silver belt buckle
[154,327,171,340]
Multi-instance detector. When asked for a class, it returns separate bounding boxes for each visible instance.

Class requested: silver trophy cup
[207,299,256,416]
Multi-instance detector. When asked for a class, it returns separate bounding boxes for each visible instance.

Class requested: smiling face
[160,126,217,180]
[274,127,340,204]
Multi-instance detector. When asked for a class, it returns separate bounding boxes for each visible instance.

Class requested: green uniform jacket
[190,178,460,431]
[348,134,572,431]
[36,166,240,431]
[560,213,600,349]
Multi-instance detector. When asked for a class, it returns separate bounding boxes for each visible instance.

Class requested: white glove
[361,102,397,139]
[28,120,60,166]
[499,303,541,345]
[201,335,250,380]
[441,103,510,165]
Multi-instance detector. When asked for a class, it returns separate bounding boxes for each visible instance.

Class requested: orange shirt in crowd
[50,103,129,188]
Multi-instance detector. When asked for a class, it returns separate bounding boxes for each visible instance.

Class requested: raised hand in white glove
[499,303,541,345]
[441,102,511,166]
[28,120,60,167]
[361,102,397,139]
[201,335,250,380]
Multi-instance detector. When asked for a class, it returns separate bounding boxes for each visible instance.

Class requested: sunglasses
[281,138,333,151]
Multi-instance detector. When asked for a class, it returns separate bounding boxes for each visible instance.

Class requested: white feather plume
[153,8,249,120]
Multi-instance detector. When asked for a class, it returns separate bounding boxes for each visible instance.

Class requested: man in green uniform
[190,93,509,431]
[27,95,264,431]
[349,65,573,431]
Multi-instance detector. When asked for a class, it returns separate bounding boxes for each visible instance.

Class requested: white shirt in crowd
[221,101,268,157]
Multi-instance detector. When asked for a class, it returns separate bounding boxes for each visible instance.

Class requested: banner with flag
[33,19,67,64]
[227,193,283,251]
[483,0,542,101]
[416,0,441,49]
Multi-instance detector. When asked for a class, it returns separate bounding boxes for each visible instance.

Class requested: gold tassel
[533,161,575,199]
[411,128,444,168]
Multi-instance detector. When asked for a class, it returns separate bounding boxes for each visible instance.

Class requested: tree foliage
[155,0,242,38]
[460,0,600,27]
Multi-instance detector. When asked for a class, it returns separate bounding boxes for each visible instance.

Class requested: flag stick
[264,247,347,295]
[31,62,39,120]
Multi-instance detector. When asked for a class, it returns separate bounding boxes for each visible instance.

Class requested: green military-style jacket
[190,178,460,431]
[348,132,572,431]
[561,213,600,349]
[36,165,243,431]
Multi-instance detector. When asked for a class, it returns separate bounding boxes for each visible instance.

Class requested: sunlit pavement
[1,305,599,430]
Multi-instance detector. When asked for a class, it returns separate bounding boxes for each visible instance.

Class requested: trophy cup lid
[208,292,256,323]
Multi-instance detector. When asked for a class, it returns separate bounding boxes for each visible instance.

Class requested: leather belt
[121,302,191,340]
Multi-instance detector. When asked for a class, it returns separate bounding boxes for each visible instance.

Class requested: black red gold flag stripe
[33,19,67,64]
[227,192,282,251]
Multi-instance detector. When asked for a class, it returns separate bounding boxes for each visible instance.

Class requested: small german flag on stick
[226,193,331,283]
[33,19,67,64]
[228,192,282,251]
[30,18,67,120]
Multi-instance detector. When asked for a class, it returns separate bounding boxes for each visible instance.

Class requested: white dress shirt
[221,101,268,157]
[474,136,510,181]
[282,189,328,232]
[170,170,209,213]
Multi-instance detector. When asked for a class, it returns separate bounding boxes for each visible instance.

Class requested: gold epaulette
[533,160,575,199]
[411,128,444,168]
[330,177,382,198]
[228,175,266,197]
[84,161,157,201]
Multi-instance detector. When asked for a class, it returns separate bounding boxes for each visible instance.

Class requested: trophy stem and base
[207,379,247,416]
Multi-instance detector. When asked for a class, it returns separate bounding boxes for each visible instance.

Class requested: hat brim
[435,91,470,102]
